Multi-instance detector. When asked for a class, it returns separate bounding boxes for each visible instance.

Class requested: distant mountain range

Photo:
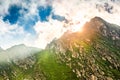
[0,44,40,63]
[0,47,3,52]
[0,17,120,80]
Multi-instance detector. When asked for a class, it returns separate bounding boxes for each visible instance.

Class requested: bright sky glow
[0,0,120,49]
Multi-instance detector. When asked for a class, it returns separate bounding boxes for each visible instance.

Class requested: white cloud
[31,0,120,49]
[0,0,120,49]
[33,19,66,48]
[0,0,49,16]
[0,0,21,16]
[52,0,120,25]
[0,17,32,49]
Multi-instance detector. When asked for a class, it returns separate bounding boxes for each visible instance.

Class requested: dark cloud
[96,2,114,14]
[104,3,113,13]
[52,13,66,22]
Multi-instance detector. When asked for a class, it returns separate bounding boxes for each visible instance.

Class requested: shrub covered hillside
[47,17,120,80]
[0,17,120,80]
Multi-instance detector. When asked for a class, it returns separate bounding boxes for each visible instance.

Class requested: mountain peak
[7,44,26,50]
[47,17,120,79]
[91,16,104,22]
[83,17,120,40]
[50,16,120,51]
[84,17,105,31]
[16,44,26,47]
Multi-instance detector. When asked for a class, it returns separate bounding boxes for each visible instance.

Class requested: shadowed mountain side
[0,17,120,80]
[47,17,120,79]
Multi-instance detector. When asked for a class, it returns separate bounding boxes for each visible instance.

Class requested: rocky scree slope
[47,17,120,80]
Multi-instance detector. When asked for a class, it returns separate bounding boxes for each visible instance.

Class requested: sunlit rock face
[47,17,120,80]
[0,17,120,80]
[1,0,120,50]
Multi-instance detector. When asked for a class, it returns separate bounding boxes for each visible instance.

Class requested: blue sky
[2,4,65,35]
[3,5,22,24]
[0,0,120,49]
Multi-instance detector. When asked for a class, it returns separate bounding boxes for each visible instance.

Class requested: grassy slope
[0,49,78,80]
[35,49,78,80]
[56,31,120,79]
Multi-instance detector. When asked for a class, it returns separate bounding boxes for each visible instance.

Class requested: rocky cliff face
[47,17,120,80]
[0,17,120,80]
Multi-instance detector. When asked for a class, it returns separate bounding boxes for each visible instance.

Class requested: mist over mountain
[1,0,120,49]
[0,47,4,52]
[0,44,40,63]
[0,17,120,80]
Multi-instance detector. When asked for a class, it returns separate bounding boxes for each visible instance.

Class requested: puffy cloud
[52,0,120,25]
[31,0,120,49]
[0,0,20,16]
[0,17,33,49]
[0,0,120,49]
[33,19,66,48]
